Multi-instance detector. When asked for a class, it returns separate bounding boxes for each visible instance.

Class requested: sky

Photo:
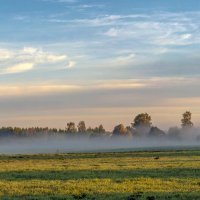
[0,0,200,131]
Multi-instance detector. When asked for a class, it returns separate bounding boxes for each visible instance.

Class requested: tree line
[112,111,195,140]
[0,111,199,140]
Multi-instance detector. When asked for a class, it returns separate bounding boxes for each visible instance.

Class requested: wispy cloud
[62,14,149,27]
[20,47,68,63]
[101,12,200,46]
[0,47,76,75]
[53,11,199,47]
[42,0,78,3]
[0,63,34,75]
[0,84,81,96]
[0,49,13,60]
[78,4,104,9]
[66,60,76,68]
[1,76,199,96]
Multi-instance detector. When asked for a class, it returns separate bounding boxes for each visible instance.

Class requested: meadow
[0,150,199,199]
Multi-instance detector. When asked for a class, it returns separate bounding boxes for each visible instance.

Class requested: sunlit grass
[0,150,199,199]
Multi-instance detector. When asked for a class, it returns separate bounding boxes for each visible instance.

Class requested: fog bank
[0,135,199,154]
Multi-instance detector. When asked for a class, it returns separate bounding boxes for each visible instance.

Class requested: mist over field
[0,111,199,154]
[0,130,199,154]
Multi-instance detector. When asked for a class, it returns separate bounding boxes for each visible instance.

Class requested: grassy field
[0,150,199,199]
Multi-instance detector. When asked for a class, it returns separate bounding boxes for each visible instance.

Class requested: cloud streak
[1,63,34,75]
[0,76,199,97]
[52,12,199,47]
[0,47,75,75]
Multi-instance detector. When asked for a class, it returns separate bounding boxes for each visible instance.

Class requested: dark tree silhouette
[181,111,193,128]
[113,124,127,136]
[132,113,152,136]
[78,121,86,133]
[132,113,152,128]
[98,124,106,133]
[66,122,77,133]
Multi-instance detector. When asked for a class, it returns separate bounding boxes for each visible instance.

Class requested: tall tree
[132,113,152,136]
[113,124,127,136]
[98,124,106,133]
[78,121,86,133]
[181,111,193,128]
[132,113,152,128]
[66,122,77,133]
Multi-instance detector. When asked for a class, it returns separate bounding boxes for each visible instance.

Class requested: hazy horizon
[0,0,200,131]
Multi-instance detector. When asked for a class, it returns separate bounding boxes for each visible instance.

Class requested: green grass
[0,150,199,199]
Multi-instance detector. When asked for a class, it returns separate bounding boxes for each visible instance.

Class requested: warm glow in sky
[0,0,200,130]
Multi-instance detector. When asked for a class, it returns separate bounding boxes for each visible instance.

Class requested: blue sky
[0,0,200,130]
